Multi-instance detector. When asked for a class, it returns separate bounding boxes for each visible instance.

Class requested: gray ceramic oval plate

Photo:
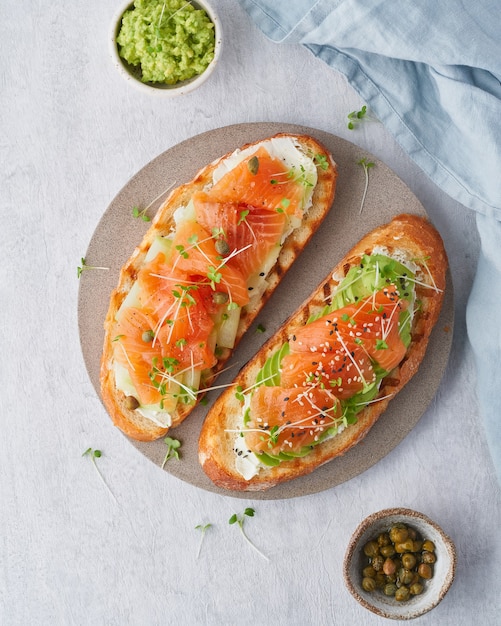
[78,122,454,500]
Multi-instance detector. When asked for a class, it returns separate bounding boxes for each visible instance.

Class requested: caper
[395,539,414,553]
[125,395,139,410]
[398,568,414,585]
[142,330,154,342]
[410,582,424,596]
[363,540,380,558]
[422,540,435,553]
[401,553,417,570]
[383,558,397,576]
[380,545,396,558]
[390,524,409,544]
[412,540,423,553]
[383,583,397,597]
[359,522,436,603]
[212,291,229,304]
[407,527,417,540]
[362,577,376,592]
[418,563,433,579]
[395,586,410,602]
[371,555,384,572]
[421,551,436,564]
[247,155,259,175]
[215,238,230,256]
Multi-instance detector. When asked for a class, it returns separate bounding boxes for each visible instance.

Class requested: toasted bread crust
[100,134,338,441]
[198,214,448,490]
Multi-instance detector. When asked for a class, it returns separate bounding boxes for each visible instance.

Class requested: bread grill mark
[198,214,448,491]
[322,281,332,307]
[100,134,338,441]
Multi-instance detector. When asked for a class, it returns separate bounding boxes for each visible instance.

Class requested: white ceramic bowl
[343,508,456,620]
[109,0,222,96]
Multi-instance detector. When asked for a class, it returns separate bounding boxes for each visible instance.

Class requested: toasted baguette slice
[198,214,448,491]
[100,134,338,441]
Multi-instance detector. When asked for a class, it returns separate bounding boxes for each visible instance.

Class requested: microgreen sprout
[229,508,269,561]
[347,104,369,129]
[195,523,212,559]
[175,244,189,259]
[280,198,290,212]
[207,265,222,289]
[256,323,266,334]
[82,447,117,503]
[161,436,181,469]
[238,209,250,226]
[314,153,329,170]
[77,258,109,278]
[235,385,245,402]
[132,206,151,222]
[268,425,280,447]
[357,158,375,215]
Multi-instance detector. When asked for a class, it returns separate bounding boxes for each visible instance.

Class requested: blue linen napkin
[238,0,501,481]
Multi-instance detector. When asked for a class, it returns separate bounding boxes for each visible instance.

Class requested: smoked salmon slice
[280,342,376,399]
[120,253,219,404]
[172,220,250,307]
[137,252,196,321]
[192,192,287,278]
[289,286,408,373]
[204,147,307,218]
[113,307,164,406]
[245,386,343,455]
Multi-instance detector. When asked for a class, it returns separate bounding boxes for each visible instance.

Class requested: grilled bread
[199,214,447,490]
[100,134,338,441]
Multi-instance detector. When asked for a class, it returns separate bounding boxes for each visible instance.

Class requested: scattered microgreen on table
[357,158,375,215]
[229,508,269,561]
[195,523,212,559]
[161,436,181,469]
[82,448,117,503]
[77,258,109,278]
[347,104,369,129]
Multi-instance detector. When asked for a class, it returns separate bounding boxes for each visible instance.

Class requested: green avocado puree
[245,253,416,465]
[117,0,215,85]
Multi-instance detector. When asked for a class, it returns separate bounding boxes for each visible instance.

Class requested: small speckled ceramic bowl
[109,0,222,96]
[343,508,456,620]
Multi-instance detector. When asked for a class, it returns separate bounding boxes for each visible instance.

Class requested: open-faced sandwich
[100,134,338,441]
[198,214,448,491]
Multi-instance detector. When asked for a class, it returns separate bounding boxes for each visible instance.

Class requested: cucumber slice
[115,281,141,321]
[215,306,241,349]
[144,235,173,262]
